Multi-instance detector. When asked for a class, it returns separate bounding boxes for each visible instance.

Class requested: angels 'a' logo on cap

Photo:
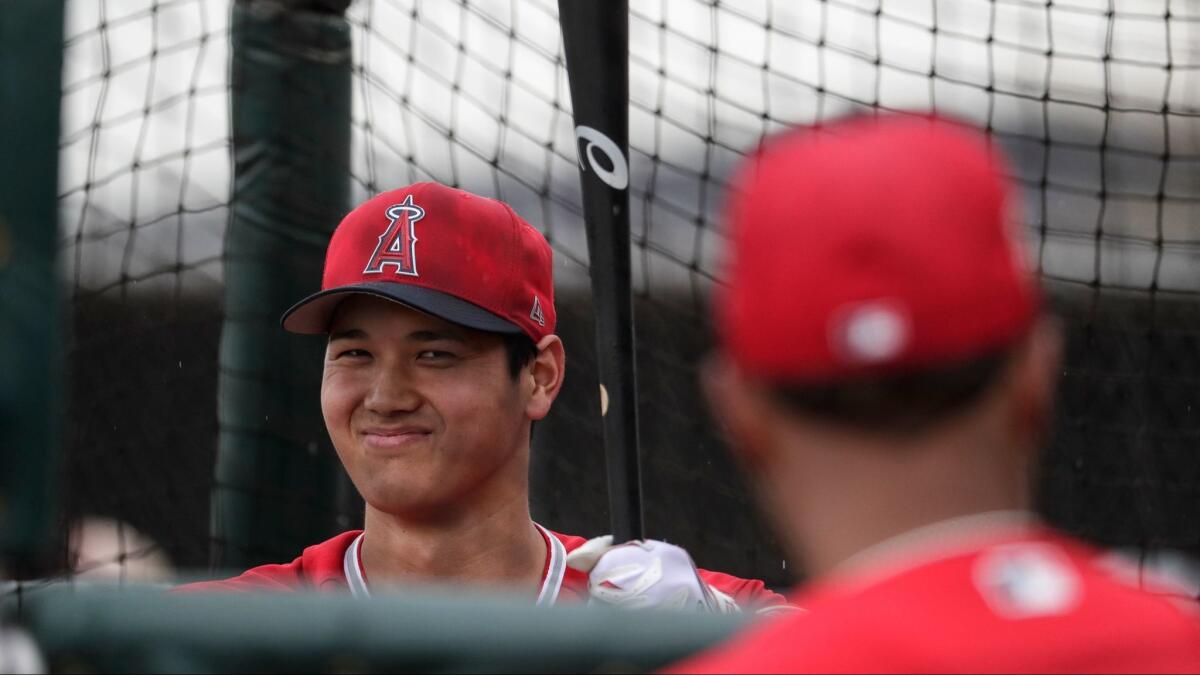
[364,195,425,277]
[530,295,546,327]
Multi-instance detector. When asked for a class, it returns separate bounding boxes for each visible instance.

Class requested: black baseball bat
[557,0,644,543]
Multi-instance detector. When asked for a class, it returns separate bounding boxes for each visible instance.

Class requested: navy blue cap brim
[280,282,523,335]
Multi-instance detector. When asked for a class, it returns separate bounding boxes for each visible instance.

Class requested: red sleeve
[174,559,308,593]
[698,568,790,609]
[173,531,360,593]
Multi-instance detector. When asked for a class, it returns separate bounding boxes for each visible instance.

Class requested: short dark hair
[502,332,539,379]
[766,348,1015,435]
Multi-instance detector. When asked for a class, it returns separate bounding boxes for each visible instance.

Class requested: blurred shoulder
[174,530,362,593]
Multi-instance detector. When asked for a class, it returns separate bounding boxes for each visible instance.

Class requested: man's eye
[334,348,370,359]
[417,350,454,361]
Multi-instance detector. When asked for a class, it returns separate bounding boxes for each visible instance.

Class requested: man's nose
[363,367,421,414]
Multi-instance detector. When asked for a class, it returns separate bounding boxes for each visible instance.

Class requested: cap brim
[280,281,523,335]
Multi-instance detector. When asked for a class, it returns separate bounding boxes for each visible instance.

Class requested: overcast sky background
[56,0,1199,296]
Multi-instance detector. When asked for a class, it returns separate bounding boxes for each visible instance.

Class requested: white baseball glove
[564,535,740,613]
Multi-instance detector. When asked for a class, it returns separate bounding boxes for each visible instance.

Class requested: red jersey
[670,513,1200,674]
[182,523,785,609]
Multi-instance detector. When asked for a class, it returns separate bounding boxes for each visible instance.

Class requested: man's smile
[359,426,433,452]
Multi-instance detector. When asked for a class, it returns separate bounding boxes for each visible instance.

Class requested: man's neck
[359,490,547,594]
[832,509,1039,580]
[774,410,1033,578]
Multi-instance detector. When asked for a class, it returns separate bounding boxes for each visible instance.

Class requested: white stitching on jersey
[535,523,566,606]
[344,532,369,598]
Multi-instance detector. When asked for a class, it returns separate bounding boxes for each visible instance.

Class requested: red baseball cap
[282,182,555,342]
[718,114,1038,381]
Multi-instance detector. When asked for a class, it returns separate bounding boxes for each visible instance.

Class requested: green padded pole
[215,0,353,568]
[19,586,745,673]
[0,0,64,560]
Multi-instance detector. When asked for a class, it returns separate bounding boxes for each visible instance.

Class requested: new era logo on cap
[530,296,546,327]
[281,182,556,343]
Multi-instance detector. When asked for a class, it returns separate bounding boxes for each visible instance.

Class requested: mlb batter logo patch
[364,195,425,277]
[973,543,1081,619]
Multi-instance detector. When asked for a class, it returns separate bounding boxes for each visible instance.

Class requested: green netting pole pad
[215,0,353,568]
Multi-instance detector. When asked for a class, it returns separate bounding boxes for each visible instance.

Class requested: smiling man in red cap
[184,182,785,612]
[668,115,1200,672]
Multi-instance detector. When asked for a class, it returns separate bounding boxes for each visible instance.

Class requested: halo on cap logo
[364,195,425,277]
[832,301,910,364]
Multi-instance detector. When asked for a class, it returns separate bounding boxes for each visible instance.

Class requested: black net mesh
[12,0,1199,598]
[47,0,230,579]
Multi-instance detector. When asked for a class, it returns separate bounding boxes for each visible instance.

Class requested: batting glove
[564,535,741,613]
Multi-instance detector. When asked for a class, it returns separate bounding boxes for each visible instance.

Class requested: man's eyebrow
[328,328,367,343]
[408,329,468,344]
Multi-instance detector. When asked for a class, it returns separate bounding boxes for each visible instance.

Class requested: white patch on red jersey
[973,543,1081,619]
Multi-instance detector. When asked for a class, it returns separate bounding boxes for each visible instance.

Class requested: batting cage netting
[9,0,1198,600]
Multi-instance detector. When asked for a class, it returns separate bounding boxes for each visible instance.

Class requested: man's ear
[1009,316,1063,446]
[700,354,777,472]
[526,335,566,421]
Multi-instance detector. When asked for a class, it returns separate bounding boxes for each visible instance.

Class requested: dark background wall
[59,278,1200,591]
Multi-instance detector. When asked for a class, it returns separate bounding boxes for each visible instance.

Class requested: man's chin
[363,491,459,523]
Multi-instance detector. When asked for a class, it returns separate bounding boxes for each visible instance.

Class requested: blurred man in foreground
[670,115,1200,672]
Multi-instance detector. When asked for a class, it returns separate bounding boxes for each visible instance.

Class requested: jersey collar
[830,510,1042,589]
[343,522,567,605]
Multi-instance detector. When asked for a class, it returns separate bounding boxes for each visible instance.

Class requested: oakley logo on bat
[575,125,629,190]
[364,195,425,277]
